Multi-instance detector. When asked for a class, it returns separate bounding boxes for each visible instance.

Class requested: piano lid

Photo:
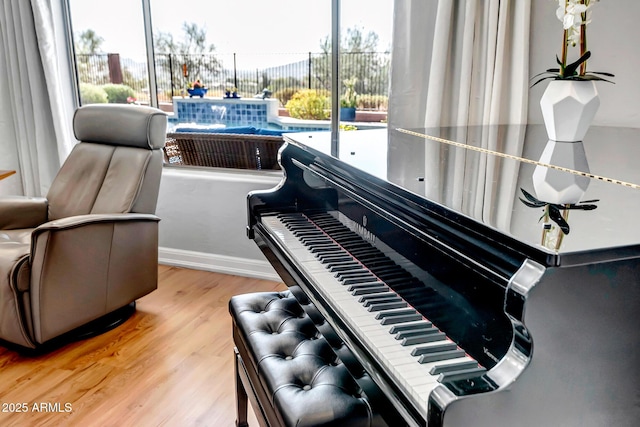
[283,125,640,257]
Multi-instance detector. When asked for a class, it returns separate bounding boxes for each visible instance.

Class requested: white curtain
[389,0,531,128]
[0,0,76,197]
[388,0,531,229]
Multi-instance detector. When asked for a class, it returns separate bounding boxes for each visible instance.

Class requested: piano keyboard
[261,212,486,415]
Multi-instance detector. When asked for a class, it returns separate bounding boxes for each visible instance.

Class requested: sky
[69,0,394,68]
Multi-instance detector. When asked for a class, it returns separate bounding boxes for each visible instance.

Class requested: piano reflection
[247,125,640,426]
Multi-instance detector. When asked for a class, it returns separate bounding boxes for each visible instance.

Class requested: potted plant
[531,0,614,142]
[339,77,358,122]
[530,0,615,206]
[187,79,208,98]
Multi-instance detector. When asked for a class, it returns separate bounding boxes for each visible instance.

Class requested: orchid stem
[561,30,568,77]
[580,1,588,75]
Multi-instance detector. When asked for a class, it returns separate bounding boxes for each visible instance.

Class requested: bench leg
[235,348,249,427]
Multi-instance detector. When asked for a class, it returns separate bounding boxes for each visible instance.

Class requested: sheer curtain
[388,0,531,228]
[389,0,530,128]
[0,0,76,197]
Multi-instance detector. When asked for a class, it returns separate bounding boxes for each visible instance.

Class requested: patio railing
[76,52,390,111]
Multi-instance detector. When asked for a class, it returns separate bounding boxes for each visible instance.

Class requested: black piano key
[330,264,366,273]
[429,360,479,375]
[341,276,378,284]
[437,367,487,382]
[394,328,440,339]
[347,248,381,257]
[380,313,423,325]
[388,322,433,333]
[294,231,324,237]
[310,246,340,254]
[401,332,446,346]
[375,309,417,319]
[411,342,458,356]
[339,271,377,279]
[352,286,389,296]
[301,239,333,246]
[347,281,386,289]
[325,258,358,265]
[316,254,352,263]
[366,301,407,312]
[418,349,466,363]
[358,293,399,304]
[362,296,403,307]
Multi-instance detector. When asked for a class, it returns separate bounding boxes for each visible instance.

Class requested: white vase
[532,140,590,205]
[540,80,600,142]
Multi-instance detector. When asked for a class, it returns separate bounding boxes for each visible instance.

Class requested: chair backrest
[47,104,167,220]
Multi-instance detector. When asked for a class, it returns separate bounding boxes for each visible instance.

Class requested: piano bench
[229,288,376,427]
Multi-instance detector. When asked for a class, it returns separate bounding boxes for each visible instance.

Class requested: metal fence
[77,52,390,110]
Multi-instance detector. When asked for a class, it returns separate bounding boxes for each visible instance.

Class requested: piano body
[247,125,640,426]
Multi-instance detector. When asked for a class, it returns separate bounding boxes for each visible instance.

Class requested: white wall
[528,1,640,127]
[156,167,282,280]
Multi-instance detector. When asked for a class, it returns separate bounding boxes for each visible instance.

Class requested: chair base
[72,301,136,341]
[1,302,136,355]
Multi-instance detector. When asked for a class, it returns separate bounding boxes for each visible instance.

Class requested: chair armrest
[33,212,159,232]
[28,213,161,344]
[0,196,48,229]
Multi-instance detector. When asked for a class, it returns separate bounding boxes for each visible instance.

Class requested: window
[66,0,392,170]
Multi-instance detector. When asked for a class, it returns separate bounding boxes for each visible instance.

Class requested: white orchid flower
[532,0,613,84]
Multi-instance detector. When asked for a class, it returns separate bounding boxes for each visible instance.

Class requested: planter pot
[187,88,208,98]
[532,139,590,205]
[339,107,356,122]
[540,80,600,142]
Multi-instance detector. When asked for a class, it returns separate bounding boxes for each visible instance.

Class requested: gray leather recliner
[0,104,167,350]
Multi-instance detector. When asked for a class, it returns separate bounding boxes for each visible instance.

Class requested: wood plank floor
[0,265,286,427]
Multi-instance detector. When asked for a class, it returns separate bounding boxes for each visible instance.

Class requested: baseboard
[158,247,280,282]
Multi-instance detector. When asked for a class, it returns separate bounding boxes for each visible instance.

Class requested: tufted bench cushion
[230,288,380,427]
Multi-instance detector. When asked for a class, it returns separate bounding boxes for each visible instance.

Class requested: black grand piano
[247,124,640,426]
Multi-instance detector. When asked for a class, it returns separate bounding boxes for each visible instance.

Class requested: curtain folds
[389,0,531,229]
[0,0,75,197]
[390,0,531,128]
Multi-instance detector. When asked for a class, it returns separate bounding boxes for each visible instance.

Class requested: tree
[75,29,108,85]
[154,23,222,93]
[312,26,388,97]
[76,29,104,54]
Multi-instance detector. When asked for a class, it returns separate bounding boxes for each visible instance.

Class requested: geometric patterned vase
[533,80,599,204]
[532,139,590,204]
[540,80,600,142]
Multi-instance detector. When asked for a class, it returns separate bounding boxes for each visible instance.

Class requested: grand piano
[247,124,640,426]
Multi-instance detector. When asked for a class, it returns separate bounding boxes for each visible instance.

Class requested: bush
[273,87,299,107]
[102,84,136,104]
[285,90,330,120]
[357,94,388,111]
[80,83,108,104]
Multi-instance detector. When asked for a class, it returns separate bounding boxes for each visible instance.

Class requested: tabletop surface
[285,125,640,256]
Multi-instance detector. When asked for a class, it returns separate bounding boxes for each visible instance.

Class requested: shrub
[357,94,388,111]
[340,77,358,108]
[273,87,299,107]
[102,84,136,104]
[80,83,108,104]
[285,90,330,120]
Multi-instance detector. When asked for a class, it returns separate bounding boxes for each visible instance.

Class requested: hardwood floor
[0,265,286,427]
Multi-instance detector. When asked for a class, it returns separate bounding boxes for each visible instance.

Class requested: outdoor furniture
[165,129,285,170]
